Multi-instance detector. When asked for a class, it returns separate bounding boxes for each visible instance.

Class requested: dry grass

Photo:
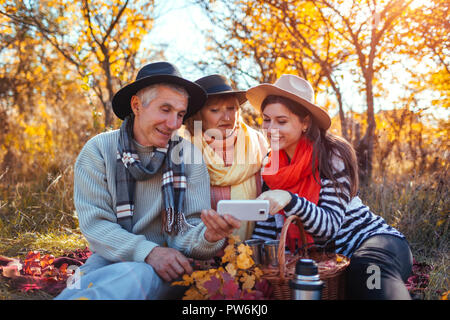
[359,170,449,299]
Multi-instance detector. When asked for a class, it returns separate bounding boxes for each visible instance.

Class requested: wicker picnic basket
[261,215,350,300]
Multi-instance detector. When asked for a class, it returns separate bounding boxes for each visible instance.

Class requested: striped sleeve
[252,216,280,241]
[283,168,351,241]
[252,181,279,241]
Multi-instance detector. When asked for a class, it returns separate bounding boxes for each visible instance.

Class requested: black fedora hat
[194,74,247,105]
[112,62,207,120]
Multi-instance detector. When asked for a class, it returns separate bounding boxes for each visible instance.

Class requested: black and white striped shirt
[252,158,404,258]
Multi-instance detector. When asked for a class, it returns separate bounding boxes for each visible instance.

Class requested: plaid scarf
[115,114,192,235]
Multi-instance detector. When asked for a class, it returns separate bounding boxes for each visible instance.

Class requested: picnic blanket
[0,248,436,299]
[0,247,91,296]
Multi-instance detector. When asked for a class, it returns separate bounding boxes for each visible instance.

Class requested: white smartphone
[216,200,270,221]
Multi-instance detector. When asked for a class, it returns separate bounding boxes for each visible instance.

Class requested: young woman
[183,74,268,241]
[247,74,413,300]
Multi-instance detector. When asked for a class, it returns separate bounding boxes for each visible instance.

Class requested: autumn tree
[196,0,448,183]
[395,0,449,108]
[197,0,352,138]
[0,0,164,178]
[1,0,158,128]
[0,2,89,175]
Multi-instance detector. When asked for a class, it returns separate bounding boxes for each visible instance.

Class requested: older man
[55,62,240,300]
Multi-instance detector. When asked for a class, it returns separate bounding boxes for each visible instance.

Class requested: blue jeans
[54,253,187,300]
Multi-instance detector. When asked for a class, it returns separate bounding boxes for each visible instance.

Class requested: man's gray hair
[136,83,189,108]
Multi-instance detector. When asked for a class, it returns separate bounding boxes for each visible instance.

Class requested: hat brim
[112,74,207,121]
[207,90,247,105]
[246,84,331,130]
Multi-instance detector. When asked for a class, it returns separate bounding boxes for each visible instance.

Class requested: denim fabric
[54,253,186,300]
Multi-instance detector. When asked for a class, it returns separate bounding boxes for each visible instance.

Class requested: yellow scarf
[186,120,268,240]
[193,120,266,200]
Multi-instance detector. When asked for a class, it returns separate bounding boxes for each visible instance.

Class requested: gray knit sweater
[74,130,225,263]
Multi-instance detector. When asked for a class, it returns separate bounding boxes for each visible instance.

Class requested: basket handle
[277,215,309,280]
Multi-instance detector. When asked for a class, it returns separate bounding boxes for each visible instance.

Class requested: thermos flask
[289,259,324,300]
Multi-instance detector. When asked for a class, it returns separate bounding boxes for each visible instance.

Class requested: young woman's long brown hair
[261,95,359,199]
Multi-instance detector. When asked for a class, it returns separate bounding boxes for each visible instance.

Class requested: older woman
[247,74,413,300]
[183,74,268,241]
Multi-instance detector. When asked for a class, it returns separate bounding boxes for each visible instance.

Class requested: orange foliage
[172,235,267,300]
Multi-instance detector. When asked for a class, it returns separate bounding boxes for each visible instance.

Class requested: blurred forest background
[0,0,448,299]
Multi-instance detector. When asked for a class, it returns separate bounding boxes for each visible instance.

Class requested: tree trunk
[326,74,349,141]
[357,71,376,185]
[101,45,115,128]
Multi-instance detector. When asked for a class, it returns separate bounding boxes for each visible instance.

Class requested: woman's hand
[257,190,292,214]
[201,209,241,243]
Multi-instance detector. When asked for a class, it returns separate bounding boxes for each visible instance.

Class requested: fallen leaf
[222,279,239,298]
[59,263,69,274]
[220,271,234,283]
[237,243,252,256]
[210,292,225,300]
[225,262,237,277]
[172,273,194,287]
[221,244,236,264]
[40,254,55,268]
[236,253,254,270]
[182,287,204,300]
[253,267,263,278]
[241,273,255,290]
[203,275,221,296]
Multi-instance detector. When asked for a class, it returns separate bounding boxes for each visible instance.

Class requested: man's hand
[201,209,241,243]
[257,189,292,214]
[145,247,193,282]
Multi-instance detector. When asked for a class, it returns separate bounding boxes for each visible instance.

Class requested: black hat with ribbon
[112,62,207,121]
[194,74,247,105]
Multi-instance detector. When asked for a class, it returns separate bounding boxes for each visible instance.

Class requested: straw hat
[246,74,331,130]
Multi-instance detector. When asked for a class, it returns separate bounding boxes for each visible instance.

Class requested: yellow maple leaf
[228,234,241,245]
[222,244,236,264]
[182,287,205,300]
[225,262,237,277]
[241,273,255,291]
[237,243,253,256]
[191,270,208,281]
[253,267,263,279]
[172,273,193,286]
[237,252,254,270]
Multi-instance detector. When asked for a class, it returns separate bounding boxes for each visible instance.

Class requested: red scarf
[262,137,320,252]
